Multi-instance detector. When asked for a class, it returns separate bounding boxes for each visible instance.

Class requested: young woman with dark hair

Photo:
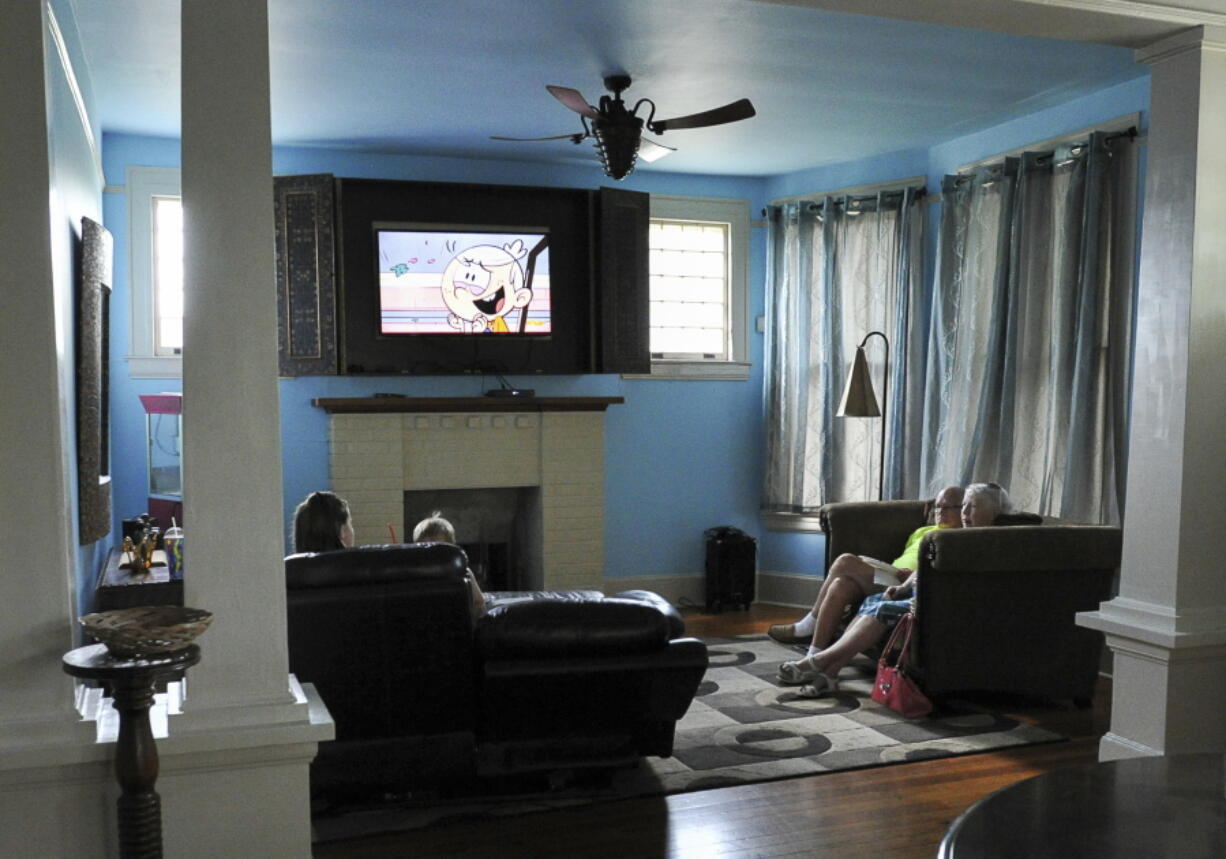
[292,491,355,553]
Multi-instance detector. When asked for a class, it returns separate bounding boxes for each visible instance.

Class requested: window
[650,220,729,357]
[152,196,183,354]
[633,195,749,380]
[127,166,182,377]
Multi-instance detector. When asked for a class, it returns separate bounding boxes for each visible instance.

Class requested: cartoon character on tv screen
[440,239,533,333]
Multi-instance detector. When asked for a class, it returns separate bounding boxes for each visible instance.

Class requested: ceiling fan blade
[491,133,587,143]
[638,137,676,163]
[546,85,599,119]
[648,98,756,134]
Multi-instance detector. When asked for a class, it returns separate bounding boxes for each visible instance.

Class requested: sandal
[796,673,840,698]
[777,654,821,685]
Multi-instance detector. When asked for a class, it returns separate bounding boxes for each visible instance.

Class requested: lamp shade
[837,346,881,417]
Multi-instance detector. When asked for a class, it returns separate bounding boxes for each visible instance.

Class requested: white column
[163,1,332,854]
[0,3,112,854]
[1078,25,1226,759]
[0,0,95,752]
[178,0,297,724]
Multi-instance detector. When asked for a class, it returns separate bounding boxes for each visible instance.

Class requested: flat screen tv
[337,178,594,375]
[374,226,551,336]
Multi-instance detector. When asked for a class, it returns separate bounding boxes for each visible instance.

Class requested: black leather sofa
[285,543,708,798]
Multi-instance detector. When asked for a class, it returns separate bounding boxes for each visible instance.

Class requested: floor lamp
[837,330,889,500]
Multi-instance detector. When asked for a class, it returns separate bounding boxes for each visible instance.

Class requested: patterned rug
[312,634,1063,842]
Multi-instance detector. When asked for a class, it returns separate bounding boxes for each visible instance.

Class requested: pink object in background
[138,393,182,414]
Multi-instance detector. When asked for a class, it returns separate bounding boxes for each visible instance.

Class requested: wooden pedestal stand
[63,643,201,859]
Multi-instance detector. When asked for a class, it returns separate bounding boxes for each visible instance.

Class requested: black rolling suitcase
[704,526,756,612]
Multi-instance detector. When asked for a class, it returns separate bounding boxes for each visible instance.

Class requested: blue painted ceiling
[69,0,1153,177]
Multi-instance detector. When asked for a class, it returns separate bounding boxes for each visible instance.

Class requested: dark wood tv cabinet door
[274,173,338,376]
[597,186,650,374]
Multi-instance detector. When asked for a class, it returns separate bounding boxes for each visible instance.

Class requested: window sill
[623,360,751,381]
[761,511,825,533]
[126,355,182,379]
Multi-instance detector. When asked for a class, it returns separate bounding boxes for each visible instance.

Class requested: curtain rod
[953,112,1140,173]
[1035,125,1137,165]
[952,126,1138,181]
[769,175,926,207]
[762,185,926,218]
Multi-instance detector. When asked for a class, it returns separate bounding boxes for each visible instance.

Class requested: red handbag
[871,612,932,719]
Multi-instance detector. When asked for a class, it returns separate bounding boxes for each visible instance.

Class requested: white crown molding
[749,0,1191,46]
[1132,22,1226,61]
[44,1,102,186]
[1018,0,1226,27]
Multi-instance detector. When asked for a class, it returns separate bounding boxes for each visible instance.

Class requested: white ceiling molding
[1134,22,1226,62]
[45,1,102,186]
[749,0,1190,45]
[1019,0,1226,29]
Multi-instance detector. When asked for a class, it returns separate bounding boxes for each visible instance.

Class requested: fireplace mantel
[312,396,624,414]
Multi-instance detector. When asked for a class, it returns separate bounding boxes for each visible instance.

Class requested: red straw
[387,523,398,543]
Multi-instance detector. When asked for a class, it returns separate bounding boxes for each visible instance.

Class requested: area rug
[311,634,1063,842]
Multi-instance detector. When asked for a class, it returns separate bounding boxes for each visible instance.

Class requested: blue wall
[101,71,1149,591]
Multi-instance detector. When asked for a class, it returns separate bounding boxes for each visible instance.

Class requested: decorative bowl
[79,606,213,659]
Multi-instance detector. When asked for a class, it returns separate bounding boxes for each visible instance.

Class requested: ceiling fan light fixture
[495,74,754,178]
[593,118,642,180]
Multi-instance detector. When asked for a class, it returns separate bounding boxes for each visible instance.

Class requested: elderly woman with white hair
[777,482,1011,698]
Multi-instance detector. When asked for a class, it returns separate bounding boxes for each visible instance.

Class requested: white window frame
[626,194,750,381]
[127,166,182,378]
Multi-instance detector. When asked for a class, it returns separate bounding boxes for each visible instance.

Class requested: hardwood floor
[313,604,1110,858]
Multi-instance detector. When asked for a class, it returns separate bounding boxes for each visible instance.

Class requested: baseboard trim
[754,571,821,609]
[1099,732,1161,761]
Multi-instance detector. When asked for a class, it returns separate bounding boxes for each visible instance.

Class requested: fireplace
[404,487,542,591]
[318,397,621,591]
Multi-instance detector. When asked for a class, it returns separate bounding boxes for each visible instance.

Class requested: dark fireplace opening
[404,487,541,591]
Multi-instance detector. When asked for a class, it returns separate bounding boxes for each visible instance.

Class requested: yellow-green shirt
[890,524,941,572]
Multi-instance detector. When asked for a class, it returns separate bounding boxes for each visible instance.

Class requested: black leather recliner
[818,500,1121,705]
[285,543,708,798]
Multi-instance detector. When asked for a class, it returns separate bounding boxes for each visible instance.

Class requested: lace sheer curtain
[763,188,926,512]
[920,131,1139,523]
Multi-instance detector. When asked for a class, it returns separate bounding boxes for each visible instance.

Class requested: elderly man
[767,485,965,659]
[776,482,1011,697]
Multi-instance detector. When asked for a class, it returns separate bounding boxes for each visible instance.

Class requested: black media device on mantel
[704,526,757,612]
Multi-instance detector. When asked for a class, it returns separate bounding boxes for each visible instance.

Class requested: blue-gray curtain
[921,131,1139,523]
[763,187,927,511]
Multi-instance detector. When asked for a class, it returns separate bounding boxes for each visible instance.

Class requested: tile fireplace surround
[314,397,622,591]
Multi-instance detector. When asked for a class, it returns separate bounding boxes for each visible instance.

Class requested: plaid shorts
[856,593,914,631]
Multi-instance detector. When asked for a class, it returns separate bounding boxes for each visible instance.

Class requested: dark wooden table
[939,753,1226,858]
[94,548,183,611]
[63,643,200,859]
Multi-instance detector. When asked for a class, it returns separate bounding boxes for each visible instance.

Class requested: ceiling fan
[492,74,756,180]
